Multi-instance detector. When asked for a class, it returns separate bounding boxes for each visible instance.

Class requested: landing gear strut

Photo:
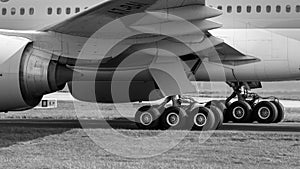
[225,82,285,124]
[135,95,223,130]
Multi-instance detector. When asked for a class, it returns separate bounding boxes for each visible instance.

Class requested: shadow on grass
[0,127,72,148]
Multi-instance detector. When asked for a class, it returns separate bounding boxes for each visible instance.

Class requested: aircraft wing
[41,0,260,97]
[43,0,259,65]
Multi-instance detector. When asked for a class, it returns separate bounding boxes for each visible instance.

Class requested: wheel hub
[140,112,153,126]
[258,107,271,120]
[194,113,207,127]
[233,106,245,119]
[166,112,180,127]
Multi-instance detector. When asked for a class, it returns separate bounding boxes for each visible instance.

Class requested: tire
[271,101,285,123]
[188,106,216,131]
[253,101,278,123]
[205,102,224,129]
[210,106,224,129]
[227,101,252,123]
[217,100,228,112]
[160,106,187,130]
[205,100,227,114]
[206,100,229,123]
[215,100,230,123]
[135,106,161,130]
[219,101,229,123]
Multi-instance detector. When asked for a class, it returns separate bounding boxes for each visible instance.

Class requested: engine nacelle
[0,35,69,112]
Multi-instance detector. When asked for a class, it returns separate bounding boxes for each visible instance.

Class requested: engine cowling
[0,35,71,112]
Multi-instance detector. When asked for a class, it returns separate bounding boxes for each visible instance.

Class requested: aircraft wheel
[188,106,216,131]
[219,100,230,123]
[205,100,227,115]
[227,101,252,123]
[135,106,161,130]
[253,101,278,123]
[271,101,285,123]
[160,106,187,130]
[205,103,224,129]
[207,100,230,123]
[215,100,230,123]
[206,100,227,123]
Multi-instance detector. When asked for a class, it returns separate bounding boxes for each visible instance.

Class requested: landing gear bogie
[223,82,286,124]
[134,96,222,131]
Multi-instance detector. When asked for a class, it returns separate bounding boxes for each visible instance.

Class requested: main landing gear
[135,82,285,130]
[135,96,224,131]
[224,82,285,124]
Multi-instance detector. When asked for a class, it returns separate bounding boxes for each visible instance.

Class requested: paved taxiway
[0,119,299,132]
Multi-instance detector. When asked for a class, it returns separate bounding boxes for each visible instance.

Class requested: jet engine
[0,35,72,112]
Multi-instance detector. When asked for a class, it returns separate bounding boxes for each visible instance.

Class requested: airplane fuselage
[1,0,300,30]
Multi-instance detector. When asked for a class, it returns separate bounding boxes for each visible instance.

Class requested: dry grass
[0,127,70,148]
[0,128,299,169]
